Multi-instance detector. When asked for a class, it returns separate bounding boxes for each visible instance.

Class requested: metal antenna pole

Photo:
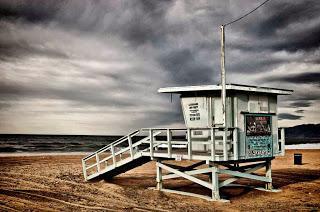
[220,25,228,160]
[220,25,226,126]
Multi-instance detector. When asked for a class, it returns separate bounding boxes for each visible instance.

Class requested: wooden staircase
[82,130,161,181]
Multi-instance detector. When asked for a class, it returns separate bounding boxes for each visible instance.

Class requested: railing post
[265,159,272,190]
[211,164,220,200]
[82,159,87,181]
[95,153,101,172]
[211,128,215,161]
[128,135,134,159]
[233,128,238,161]
[111,144,116,167]
[149,129,154,158]
[156,161,163,190]
[223,128,228,161]
[280,128,285,156]
[167,129,172,158]
[187,128,192,160]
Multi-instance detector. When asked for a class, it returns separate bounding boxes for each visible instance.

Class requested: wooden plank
[160,189,214,201]
[156,162,162,190]
[149,129,154,158]
[111,144,116,167]
[233,128,238,160]
[187,129,192,159]
[218,168,271,183]
[95,154,101,172]
[211,165,220,200]
[157,162,212,189]
[211,128,215,161]
[162,168,212,180]
[219,162,266,188]
[167,129,172,158]
[128,135,134,159]
[81,159,87,181]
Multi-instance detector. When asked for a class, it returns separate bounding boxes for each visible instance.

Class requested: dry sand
[0,149,319,211]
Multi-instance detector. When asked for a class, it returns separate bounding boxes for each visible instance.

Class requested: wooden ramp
[81,127,238,181]
[82,127,283,201]
[82,130,162,181]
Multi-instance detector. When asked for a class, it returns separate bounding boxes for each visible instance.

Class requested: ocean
[1,134,319,155]
[0,134,122,153]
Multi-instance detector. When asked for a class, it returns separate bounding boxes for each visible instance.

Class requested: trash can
[294,153,302,165]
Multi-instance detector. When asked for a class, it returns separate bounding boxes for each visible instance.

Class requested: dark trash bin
[294,153,302,165]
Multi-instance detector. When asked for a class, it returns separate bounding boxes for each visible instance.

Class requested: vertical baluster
[82,159,87,181]
[149,129,154,158]
[111,144,116,167]
[187,128,192,159]
[211,128,215,161]
[128,135,133,159]
[233,128,238,160]
[280,128,285,156]
[167,129,172,158]
[96,153,100,172]
[223,128,228,161]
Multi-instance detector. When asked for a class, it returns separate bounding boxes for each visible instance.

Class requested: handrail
[82,127,239,181]
[83,130,139,161]
[141,127,235,131]
[84,131,162,172]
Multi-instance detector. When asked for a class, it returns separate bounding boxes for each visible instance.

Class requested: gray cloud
[266,72,320,86]
[278,113,303,120]
[289,101,312,108]
[0,0,319,134]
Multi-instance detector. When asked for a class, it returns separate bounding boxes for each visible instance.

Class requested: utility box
[159,84,293,160]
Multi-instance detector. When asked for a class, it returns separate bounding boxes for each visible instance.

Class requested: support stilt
[153,159,280,202]
[211,164,220,200]
[265,159,272,190]
[156,161,163,190]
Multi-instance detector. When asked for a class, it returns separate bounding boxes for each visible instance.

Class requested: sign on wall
[181,97,209,128]
[245,114,273,158]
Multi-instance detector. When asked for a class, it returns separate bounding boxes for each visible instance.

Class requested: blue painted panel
[245,114,273,158]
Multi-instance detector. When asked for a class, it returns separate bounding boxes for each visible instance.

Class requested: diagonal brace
[163,167,212,180]
[218,167,271,183]
[157,162,212,189]
[219,162,266,188]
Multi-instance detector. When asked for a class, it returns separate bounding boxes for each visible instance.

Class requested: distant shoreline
[1,143,319,157]
[0,151,90,157]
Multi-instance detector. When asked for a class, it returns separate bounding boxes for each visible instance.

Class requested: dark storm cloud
[0,102,11,110]
[0,80,134,107]
[266,72,320,85]
[249,1,319,38]
[270,26,320,52]
[244,0,320,52]
[0,39,68,60]
[159,48,213,85]
[0,0,319,133]
[0,0,61,23]
[295,109,304,114]
[278,113,303,120]
[289,101,312,108]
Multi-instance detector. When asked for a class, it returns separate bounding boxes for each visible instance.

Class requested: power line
[223,0,271,26]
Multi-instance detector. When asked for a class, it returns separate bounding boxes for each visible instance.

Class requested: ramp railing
[82,127,238,181]
[141,127,238,161]
[82,130,161,180]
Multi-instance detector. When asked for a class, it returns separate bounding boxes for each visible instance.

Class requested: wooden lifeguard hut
[82,23,293,201]
[82,83,292,201]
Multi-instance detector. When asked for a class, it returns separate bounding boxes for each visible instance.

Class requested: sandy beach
[0,149,319,211]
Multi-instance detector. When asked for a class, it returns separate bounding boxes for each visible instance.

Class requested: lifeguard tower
[82,22,293,201]
[82,83,292,201]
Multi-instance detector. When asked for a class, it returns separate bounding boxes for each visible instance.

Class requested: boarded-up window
[248,95,269,113]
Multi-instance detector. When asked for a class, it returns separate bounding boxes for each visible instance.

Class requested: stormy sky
[0,0,319,135]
